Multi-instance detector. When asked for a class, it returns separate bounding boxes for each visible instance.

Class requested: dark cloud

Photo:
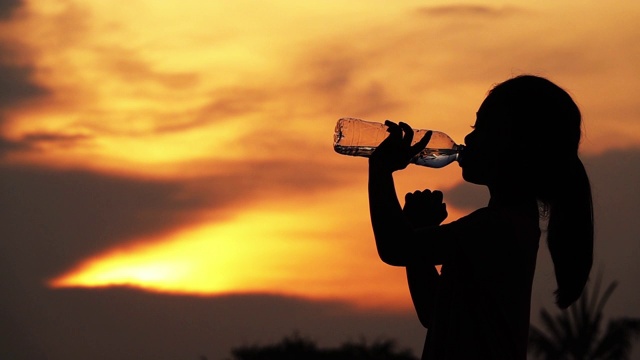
[0,131,92,158]
[0,288,424,360]
[20,132,92,147]
[0,16,45,105]
[0,65,52,154]
[0,64,49,107]
[0,0,21,20]
[0,20,52,153]
[0,134,31,153]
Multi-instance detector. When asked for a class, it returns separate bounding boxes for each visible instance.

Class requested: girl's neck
[488,184,538,216]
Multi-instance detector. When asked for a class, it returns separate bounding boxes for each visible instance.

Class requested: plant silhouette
[227,333,418,360]
[529,276,640,360]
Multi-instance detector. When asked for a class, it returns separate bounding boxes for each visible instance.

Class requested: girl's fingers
[385,120,401,136]
[399,122,414,147]
[411,130,432,156]
[432,190,444,203]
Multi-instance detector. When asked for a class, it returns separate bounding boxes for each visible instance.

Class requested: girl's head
[463,75,582,191]
[464,75,593,308]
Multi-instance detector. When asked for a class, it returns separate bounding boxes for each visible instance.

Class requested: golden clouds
[2,0,640,310]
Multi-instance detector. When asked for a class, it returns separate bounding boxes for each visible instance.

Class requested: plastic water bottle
[333,118,464,168]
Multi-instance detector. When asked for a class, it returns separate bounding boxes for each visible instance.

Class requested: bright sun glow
[49,192,413,309]
[51,210,333,293]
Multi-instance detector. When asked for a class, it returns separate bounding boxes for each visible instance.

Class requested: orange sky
[2,0,640,311]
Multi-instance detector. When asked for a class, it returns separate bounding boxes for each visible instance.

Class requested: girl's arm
[368,168,413,265]
[407,264,439,328]
[367,121,430,266]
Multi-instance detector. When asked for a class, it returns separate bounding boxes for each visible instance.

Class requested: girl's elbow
[417,313,432,329]
[374,232,413,266]
[377,250,406,266]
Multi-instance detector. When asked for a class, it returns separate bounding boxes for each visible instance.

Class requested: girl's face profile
[461,116,491,185]
[460,95,518,186]
[460,96,508,186]
[461,91,536,189]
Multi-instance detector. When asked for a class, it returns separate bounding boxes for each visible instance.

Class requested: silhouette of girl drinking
[368,75,593,360]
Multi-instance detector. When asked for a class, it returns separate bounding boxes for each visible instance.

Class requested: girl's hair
[488,75,594,309]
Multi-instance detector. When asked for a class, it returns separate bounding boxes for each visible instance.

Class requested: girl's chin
[461,169,488,186]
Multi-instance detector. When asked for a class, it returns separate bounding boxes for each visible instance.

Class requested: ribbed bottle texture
[333,118,463,168]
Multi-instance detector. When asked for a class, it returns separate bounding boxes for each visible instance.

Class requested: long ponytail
[546,157,594,308]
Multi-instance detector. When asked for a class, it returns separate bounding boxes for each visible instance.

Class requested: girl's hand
[369,121,432,173]
[403,189,448,227]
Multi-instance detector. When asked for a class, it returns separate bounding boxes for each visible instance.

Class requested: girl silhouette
[368,75,593,360]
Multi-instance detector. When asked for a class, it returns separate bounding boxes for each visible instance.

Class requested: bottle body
[333,117,463,168]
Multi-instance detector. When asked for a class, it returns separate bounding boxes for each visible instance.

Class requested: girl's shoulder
[448,207,497,227]
[445,206,540,245]
[456,206,538,227]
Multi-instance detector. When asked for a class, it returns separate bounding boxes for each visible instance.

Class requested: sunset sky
[1,0,639,359]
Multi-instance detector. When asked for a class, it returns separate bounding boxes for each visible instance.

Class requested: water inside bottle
[334,145,459,168]
[413,148,459,168]
[333,145,376,157]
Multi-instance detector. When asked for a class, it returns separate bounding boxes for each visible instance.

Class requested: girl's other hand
[403,189,448,227]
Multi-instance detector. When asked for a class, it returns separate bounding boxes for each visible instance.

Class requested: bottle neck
[454,144,465,161]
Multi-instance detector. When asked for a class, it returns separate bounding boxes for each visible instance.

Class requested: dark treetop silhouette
[228,333,419,360]
[367,75,593,360]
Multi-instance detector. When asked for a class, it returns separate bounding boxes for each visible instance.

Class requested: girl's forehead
[475,95,511,127]
[478,93,504,114]
[474,109,499,127]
